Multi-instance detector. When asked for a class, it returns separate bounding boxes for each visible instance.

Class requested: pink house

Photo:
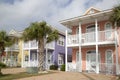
[60,7,120,75]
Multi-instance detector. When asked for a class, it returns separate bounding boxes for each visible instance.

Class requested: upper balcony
[67,29,116,47]
[23,40,55,50]
[5,44,19,52]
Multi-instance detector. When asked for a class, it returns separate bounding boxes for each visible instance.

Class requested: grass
[0,71,54,80]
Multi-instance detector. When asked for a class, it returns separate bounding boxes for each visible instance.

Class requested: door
[86,51,100,72]
[105,50,113,73]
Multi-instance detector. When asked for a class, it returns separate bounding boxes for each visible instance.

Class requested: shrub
[0,62,6,68]
[50,65,58,70]
[60,64,65,71]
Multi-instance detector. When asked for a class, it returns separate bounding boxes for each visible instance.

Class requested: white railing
[67,34,79,45]
[24,41,55,49]
[98,30,115,42]
[67,30,115,45]
[99,63,116,74]
[23,61,38,67]
[24,42,29,48]
[45,41,55,49]
[5,44,19,51]
[67,62,76,72]
[30,40,38,48]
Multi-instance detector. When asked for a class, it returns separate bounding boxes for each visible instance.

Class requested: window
[25,55,29,61]
[57,35,64,46]
[105,23,112,39]
[106,50,113,64]
[58,53,64,65]
[47,52,53,64]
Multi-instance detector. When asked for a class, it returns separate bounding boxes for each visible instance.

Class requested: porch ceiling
[60,9,112,29]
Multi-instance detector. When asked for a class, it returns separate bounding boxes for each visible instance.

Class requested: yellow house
[2,29,23,67]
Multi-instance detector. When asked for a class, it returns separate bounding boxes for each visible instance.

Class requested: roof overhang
[59,9,113,29]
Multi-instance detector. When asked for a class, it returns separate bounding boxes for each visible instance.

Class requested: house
[1,29,22,67]
[22,30,72,70]
[60,7,120,75]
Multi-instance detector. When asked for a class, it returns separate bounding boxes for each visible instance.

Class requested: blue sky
[0,0,119,32]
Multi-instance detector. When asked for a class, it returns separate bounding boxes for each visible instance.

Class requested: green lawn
[0,72,54,80]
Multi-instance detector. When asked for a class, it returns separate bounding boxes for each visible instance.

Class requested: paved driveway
[17,71,116,80]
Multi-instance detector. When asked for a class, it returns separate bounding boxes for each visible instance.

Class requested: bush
[26,67,38,74]
[50,65,58,70]
[60,64,65,71]
[0,62,6,68]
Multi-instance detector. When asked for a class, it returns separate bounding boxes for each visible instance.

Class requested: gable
[84,7,101,15]
[9,29,17,35]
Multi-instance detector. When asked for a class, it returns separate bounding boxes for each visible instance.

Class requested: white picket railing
[67,62,117,75]
[24,41,55,49]
[5,44,19,51]
[23,61,38,67]
[67,30,115,45]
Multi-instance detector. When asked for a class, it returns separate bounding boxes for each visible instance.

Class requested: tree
[0,31,15,60]
[22,21,59,71]
[0,30,16,75]
[109,4,120,75]
[110,4,120,27]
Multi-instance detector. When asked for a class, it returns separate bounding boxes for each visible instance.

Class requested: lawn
[0,71,54,80]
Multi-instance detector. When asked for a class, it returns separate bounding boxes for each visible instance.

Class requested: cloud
[0,0,118,32]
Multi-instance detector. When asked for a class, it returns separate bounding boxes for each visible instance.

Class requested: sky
[0,0,119,32]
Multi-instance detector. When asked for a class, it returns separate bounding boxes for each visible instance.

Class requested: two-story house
[22,31,72,70]
[60,7,120,75]
[1,29,21,67]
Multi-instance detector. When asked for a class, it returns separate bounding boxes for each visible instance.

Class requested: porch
[66,46,119,75]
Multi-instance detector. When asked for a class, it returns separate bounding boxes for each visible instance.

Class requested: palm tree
[0,31,15,60]
[110,4,120,27]
[0,30,16,75]
[110,4,120,75]
[22,21,59,71]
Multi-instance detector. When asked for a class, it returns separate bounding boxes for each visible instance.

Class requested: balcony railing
[67,30,115,46]
[45,41,55,49]
[5,44,19,51]
[23,41,55,49]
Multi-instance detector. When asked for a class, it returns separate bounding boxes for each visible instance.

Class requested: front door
[86,51,100,72]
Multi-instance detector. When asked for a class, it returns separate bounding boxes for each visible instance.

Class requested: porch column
[65,30,68,71]
[46,44,48,70]
[115,26,119,75]
[95,19,99,74]
[28,41,31,66]
[21,41,24,67]
[79,22,82,72]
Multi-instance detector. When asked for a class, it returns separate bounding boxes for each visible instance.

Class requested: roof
[59,7,113,28]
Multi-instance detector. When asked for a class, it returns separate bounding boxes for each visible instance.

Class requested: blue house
[22,31,72,70]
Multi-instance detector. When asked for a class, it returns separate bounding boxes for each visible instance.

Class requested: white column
[65,30,68,71]
[46,43,48,70]
[79,22,82,72]
[95,19,99,74]
[115,27,119,75]
[29,41,31,66]
[21,41,24,67]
